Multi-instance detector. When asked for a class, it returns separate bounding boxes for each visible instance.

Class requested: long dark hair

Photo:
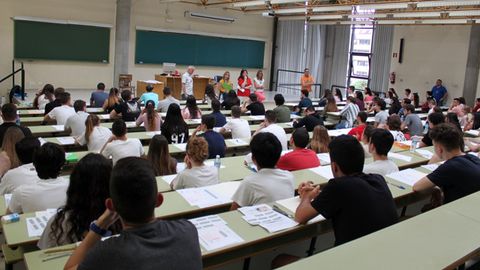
[389,97,402,115]
[238,69,248,80]
[33,84,54,108]
[49,154,121,245]
[186,95,200,119]
[147,135,176,176]
[163,103,187,133]
[473,112,480,130]
[446,112,462,132]
[144,100,158,131]
[334,88,343,101]
[204,84,218,102]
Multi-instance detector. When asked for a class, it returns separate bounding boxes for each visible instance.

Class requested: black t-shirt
[78,220,202,270]
[311,173,398,246]
[0,123,32,148]
[428,154,480,203]
[293,114,324,132]
[221,98,240,110]
[44,99,61,115]
[114,101,141,121]
[201,130,226,159]
[421,131,433,146]
[246,102,265,116]
[161,122,189,144]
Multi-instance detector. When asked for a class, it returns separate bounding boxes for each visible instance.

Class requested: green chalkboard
[135,30,265,68]
[14,20,110,63]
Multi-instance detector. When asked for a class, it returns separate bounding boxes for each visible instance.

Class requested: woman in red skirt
[237,69,252,99]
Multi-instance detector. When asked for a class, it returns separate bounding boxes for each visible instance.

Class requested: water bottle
[410,136,419,153]
[214,155,221,170]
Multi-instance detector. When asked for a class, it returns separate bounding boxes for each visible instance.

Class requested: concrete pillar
[113,0,132,87]
[463,25,480,105]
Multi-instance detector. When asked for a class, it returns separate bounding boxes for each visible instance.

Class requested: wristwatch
[89,221,112,237]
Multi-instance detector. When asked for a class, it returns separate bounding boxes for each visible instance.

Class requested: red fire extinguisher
[390,72,396,84]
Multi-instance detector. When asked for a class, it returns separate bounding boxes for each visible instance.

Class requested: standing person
[182,66,195,99]
[373,99,388,128]
[101,120,144,165]
[273,94,291,123]
[102,88,120,113]
[44,92,76,126]
[90,83,109,108]
[193,115,226,159]
[38,154,121,249]
[242,93,265,116]
[253,110,288,150]
[157,87,180,113]
[44,87,65,115]
[161,103,190,144]
[401,104,423,136]
[220,106,251,139]
[237,69,252,98]
[219,71,233,100]
[293,106,323,132]
[221,90,241,110]
[210,99,227,128]
[348,111,368,141]
[363,129,399,176]
[77,114,112,152]
[301,68,314,92]
[0,103,31,147]
[65,100,89,137]
[33,84,54,110]
[308,125,330,153]
[431,79,448,106]
[146,135,177,176]
[136,100,161,132]
[277,128,320,171]
[64,157,202,270]
[253,70,266,102]
[336,96,360,129]
[181,95,202,120]
[298,90,313,108]
[139,85,159,108]
[110,90,141,122]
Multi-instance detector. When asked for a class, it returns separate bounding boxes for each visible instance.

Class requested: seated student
[448,97,465,118]
[161,103,190,144]
[136,100,161,131]
[308,125,330,153]
[77,114,113,152]
[292,105,324,132]
[2,127,26,170]
[7,143,69,214]
[401,104,423,136]
[222,90,241,110]
[171,137,218,190]
[446,112,462,132]
[221,105,251,139]
[386,115,407,141]
[295,135,398,245]
[102,87,120,113]
[336,96,360,129]
[413,123,480,204]
[64,157,202,270]
[65,100,89,137]
[277,128,320,171]
[373,99,389,128]
[298,90,313,109]
[101,119,144,165]
[363,129,399,176]
[348,111,368,140]
[231,133,294,209]
[0,137,40,195]
[34,84,54,110]
[273,94,291,123]
[146,135,177,176]
[90,82,109,108]
[140,84,159,108]
[110,90,141,122]
[253,110,288,150]
[354,91,365,111]
[320,94,338,120]
[419,112,445,147]
[241,93,265,116]
[0,103,31,147]
[44,87,65,115]
[210,99,227,127]
[158,87,180,113]
[193,115,226,159]
[38,154,122,249]
[388,97,402,115]
[44,92,76,126]
[181,95,202,120]
[203,84,218,105]
[397,98,411,120]
[361,125,374,158]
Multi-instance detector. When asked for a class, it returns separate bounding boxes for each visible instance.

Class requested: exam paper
[388,152,412,162]
[175,143,187,151]
[57,137,75,145]
[239,204,298,233]
[249,115,265,121]
[4,194,12,207]
[162,174,177,185]
[276,197,325,224]
[327,128,352,137]
[204,182,241,203]
[309,166,334,179]
[316,153,331,165]
[177,186,230,208]
[415,149,434,159]
[26,210,56,238]
[190,215,244,251]
[52,125,64,131]
[386,169,427,187]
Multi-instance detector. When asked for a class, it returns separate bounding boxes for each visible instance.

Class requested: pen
[387,181,405,190]
[272,205,294,219]
[42,253,72,262]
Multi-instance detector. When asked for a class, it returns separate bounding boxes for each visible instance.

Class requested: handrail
[0,68,23,84]
[0,61,25,101]
[275,68,323,98]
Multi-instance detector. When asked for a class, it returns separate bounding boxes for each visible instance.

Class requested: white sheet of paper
[229,139,248,146]
[204,182,241,202]
[309,166,334,179]
[285,122,294,127]
[189,119,202,124]
[327,128,352,137]
[177,187,230,208]
[35,209,57,220]
[56,137,75,145]
[99,114,110,119]
[386,169,427,187]
[316,153,331,165]
[175,143,187,151]
[421,164,440,172]
[415,149,434,159]
[276,197,326,224]
[249,115,265,120]
[239,204,298,233]
[162,174,177,185]
[146,131,161,137]
[4,194,12,207]
[398,140,412,147]
[388,152,412,162]
[189,215,243,251]
[176,162,186,172]
[26,216,49,237]
[465,130,480,137]
[51,125,64,131]
[126,122,137,128]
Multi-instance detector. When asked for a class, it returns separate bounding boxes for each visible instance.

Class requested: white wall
[0,0,274,96]
[389,25,472,102]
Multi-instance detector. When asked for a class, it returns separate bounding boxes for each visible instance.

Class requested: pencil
[44,246,76,254]
[42,253,72,262]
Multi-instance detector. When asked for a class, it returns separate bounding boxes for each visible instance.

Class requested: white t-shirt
[182,72,194,96]
[171,165,218,190]
[254,78,264,91]
[260,124,288,150]
[363,159,399,176]
[390,130,407,141]
[65,111,89,137]
[48,105,76,126]
[77,126,112,152]
[8,177,69,213]
[231,168,294,207]
[0,163,38,195]
[37,95,50,110]
[102,138,144,165]
[223,118,251,139]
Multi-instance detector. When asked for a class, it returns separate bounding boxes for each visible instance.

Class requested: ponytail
[84,114,100,143]
[145,101,157,130]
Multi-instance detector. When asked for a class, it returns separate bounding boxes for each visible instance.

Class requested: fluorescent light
[312,6,351,12]
[270,0,303,4]
[278,16,306,20]
[394,12,442,18]
[377,20,418,24]
[416,0,480,8]
[449,10,480,16]
[233,0,265,7]
[275,8,307,14]
[423,19,471,24]
[339,20,373,25]
[361,2,409,10]
[348,13,389,19]
[309,14,344,20]
[376,19,476,25]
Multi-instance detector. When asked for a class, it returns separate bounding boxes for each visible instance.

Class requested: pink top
[136,113,162,131]
[364,95,374,103]
[450,104,465,118]
[181,107,202,120]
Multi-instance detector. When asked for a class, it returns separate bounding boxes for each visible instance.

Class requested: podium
[136,80,165,99]
[155,75,210,100]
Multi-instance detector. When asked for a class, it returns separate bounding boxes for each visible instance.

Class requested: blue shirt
[140,92,159,108]
[211,111,227,127]
[431,86,447,104]
[298,97,313,108]
[201,130,226,159]
[90,91,108,108]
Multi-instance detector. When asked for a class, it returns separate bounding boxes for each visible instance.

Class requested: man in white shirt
[220,105,251,139]
[101,119,144,165]
[158,87,180,113]
[363,129,399,176]
[7,143,69,214]
[0,137,40,195]
[44,92,76,126]
[231,132,294,209]
[65,100,89,137]
[253,110,288,150]
[182,66,195,98]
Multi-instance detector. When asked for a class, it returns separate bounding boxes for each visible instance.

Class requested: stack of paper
[177,183,238,208]
[386,169,427,187]
[309,166,334,179]
[276,197,325,224]
[26,209,57,237]
[51,125,64,131]
[415,149,434,159]
[388,152,412,162]
[317,153,331,165]
[249,115,265,121]
[327,128,352,137]
[57,137,75,145]
[189,215,244,251]
[4,194,12,206]
[239,204,298,233]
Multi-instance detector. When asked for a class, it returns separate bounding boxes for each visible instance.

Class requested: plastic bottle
[410,136,419,153]
[214,155,221,170]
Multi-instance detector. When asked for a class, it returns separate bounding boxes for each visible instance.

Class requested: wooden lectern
[136,80,165,99]
[155,75,210,100]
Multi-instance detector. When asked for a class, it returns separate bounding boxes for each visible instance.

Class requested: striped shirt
[339,103,360,128]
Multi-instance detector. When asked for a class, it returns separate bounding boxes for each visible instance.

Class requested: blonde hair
[186,137,209,163]
[84,114,99,143]
[309,125,330,153]
[2,127,25,168]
